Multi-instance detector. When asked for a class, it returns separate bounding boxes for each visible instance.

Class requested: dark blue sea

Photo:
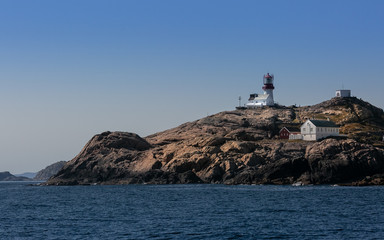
[0,182,383,239]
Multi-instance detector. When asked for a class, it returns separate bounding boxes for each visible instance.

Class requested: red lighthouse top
[265,73,272,79]
[262,73,274,90]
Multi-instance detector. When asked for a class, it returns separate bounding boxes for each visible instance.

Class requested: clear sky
[1,0,383,174]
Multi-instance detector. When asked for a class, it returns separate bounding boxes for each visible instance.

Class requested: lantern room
[262,73,275,90]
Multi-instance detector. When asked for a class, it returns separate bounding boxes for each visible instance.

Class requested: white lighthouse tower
[246,73,275,108]
[262,73,275,105]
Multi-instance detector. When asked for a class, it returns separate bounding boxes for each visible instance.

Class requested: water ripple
[0,183,383,239]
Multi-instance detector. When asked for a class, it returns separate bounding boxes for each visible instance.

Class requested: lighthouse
[262,73,275,105]
[246,73,275,108]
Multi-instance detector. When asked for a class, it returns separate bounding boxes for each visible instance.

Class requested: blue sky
[1,0,383,173]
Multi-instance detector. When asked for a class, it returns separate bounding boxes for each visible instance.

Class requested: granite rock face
[305,139,384,184]
[34,161,67,181]
[47,98,384,186]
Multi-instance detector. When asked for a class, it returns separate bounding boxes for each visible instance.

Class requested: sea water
[0,182,383,239]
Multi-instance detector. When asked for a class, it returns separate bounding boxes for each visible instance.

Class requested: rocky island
[46,97,384,186]
[0,172,31,181]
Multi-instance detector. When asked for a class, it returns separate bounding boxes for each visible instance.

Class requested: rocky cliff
[46,97,384,186]
[34,161,67,181]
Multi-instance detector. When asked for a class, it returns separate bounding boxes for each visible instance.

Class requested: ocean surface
[0,182,383,240]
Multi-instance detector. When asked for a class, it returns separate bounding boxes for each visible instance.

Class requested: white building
[246,73,275,108]
[247,93,274,107]
[300,119,340,141]
[335,89,351,98]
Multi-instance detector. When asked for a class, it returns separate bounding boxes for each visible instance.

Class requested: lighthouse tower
[262,73,275,106]
[246,73,276,108]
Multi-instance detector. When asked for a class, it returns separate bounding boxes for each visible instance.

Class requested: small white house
[289,132,303,140]
[301,119,340,141]
[336,90,351,98]
[246,93,273,108]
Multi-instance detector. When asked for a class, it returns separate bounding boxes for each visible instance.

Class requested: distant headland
[0,172,31,181]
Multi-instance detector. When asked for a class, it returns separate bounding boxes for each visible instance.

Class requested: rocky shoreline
[46,97,384,186]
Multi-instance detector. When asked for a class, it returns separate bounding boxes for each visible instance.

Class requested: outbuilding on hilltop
[335,89,351,98]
